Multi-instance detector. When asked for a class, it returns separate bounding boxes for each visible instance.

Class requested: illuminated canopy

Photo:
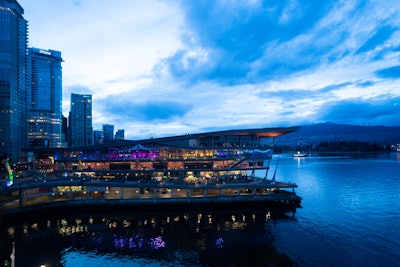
[188,126,301,138]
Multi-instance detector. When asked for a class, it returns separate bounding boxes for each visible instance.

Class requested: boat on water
[0,127,302,214]
[293,151,309,157]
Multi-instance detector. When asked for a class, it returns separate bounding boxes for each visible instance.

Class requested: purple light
[215,237,224,249]
[149,236,165,249]
[113,234,127,249]
[128,235,143,249]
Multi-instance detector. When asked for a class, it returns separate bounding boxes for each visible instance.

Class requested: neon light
[5,159,14,186]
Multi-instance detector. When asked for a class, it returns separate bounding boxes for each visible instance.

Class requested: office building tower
[62,115,68,147]
[67,111,72,146]
[103,124,114,141]
[93,130,104,145]
[27,47,63,148]
[115,129,125,140]
[70,93,93,147]
[0,0,27,163]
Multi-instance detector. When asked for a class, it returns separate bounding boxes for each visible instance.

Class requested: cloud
[356,25,396,54]
[96,96,192,123]
[18,0,400,139]
[316,96,400,126]
[72,1,81,7]
[375,66,400,79]
[161,0,335,85]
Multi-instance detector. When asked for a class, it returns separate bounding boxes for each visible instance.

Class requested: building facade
[70,93,93,147]
[0,0,27,163]
[27,47,63,148]
[103,124,114,142]
[62,115,68,147]
[115,129,125,140]
[93,129,104,145]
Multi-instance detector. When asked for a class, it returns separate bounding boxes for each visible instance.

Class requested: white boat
[293,151,309,157]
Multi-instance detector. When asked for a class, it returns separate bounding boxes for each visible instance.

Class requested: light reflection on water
[1,153,399,266]
[1,207,297,267]
[61,249,179,267]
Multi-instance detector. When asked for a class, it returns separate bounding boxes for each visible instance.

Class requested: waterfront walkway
[0,175,300,215]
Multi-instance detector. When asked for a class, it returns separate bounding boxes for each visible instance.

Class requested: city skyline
[19,0,400,140]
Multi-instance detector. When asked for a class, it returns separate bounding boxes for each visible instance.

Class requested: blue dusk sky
[19,0,400,139]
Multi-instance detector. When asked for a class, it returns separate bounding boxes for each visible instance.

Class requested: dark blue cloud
[97,96,192,123]
[375,66,400,79]
[258,82,355,101]
[259,89,315,101]
[356,25,395,54]
[68,85,93,94]
[316,96,400,126]
[355,80,374,87]
[163,0,335,85]
[318,82,352,93]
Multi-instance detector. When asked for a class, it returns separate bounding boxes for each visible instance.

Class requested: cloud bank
[20,0,400,139]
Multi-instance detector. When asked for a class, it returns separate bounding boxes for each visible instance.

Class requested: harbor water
[0,153,399,266]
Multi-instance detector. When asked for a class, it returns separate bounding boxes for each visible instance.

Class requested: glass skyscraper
[0,0,27,163]
[115,129,125,140]
[27,47,63,148]
[93,129,104,145]
[70,93,93,147]
[103,124,114,141]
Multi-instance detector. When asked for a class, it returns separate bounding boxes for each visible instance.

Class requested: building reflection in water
[1,208,297,266]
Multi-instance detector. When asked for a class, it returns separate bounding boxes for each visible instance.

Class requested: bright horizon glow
[19,0,400,140]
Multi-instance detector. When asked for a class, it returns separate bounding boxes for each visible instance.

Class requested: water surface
[1,153,399,266]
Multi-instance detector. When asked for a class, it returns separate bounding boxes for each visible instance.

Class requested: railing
[0,176,299,212]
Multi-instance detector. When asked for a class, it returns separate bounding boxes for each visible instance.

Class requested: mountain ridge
[275,122,400,146]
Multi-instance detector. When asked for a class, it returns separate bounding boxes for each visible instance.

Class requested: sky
[18,0,400,140]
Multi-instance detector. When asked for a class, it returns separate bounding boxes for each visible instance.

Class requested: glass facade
[93,129,104,145]
[70,93,93,147]
[103,124,114,141]
[115,129,124,140]
[0,0,27,163]
[27,47,63,148]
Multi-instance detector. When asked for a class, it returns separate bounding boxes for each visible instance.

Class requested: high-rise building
[70,93,93,147]
[115,129,125,140]
[103,124,114,142]
[93,130,104,145]
[0,0,27,163]
[61,115,68,147]
[27,47,63,148]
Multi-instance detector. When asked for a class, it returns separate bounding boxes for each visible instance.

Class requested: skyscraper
[0,0,28,163]
[27,47,63,148]
[93,129,104,145]
[61,115,68,147]
[70,93,93,147]
[115,129,125,140]
[103,124,114,142]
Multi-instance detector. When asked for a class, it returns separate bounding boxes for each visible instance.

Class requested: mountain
[275,122,400,146]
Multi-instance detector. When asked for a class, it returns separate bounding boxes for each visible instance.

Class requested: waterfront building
[0,126,301,212]
[1,126,301,212]
[103,124,114,142]
[70,93,93,147]
[26,47,63,148]
[115,129,124,140]
[0,0,27,163]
